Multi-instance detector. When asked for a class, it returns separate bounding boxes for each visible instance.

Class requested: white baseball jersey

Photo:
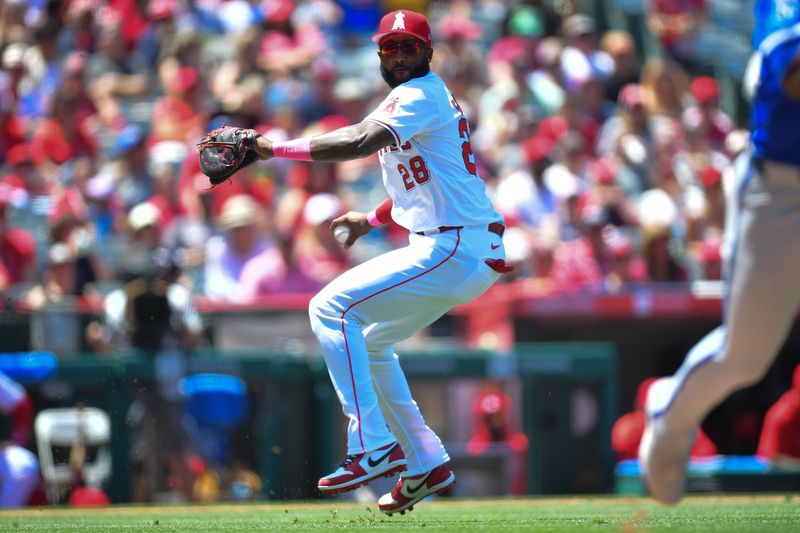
[366,71,500,233]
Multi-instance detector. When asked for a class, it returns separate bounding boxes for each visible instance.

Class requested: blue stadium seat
[179,373,247,428]
[0,351,57,382]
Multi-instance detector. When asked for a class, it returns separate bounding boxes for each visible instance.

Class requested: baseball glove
[196,126,261,186]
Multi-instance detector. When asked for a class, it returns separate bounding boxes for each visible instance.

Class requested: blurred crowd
[0,0,750,322]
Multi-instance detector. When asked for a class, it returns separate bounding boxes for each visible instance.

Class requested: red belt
[416,222,505,237]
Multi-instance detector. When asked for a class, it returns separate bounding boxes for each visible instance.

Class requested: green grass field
[1,495,799,532]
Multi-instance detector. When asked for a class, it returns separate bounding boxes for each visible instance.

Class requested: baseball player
[639,1,800,504]
[252,10,509,514]
[0,371,40,507]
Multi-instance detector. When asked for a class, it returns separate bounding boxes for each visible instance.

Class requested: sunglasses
[378,40,424,57]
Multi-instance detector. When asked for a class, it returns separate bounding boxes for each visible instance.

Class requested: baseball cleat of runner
[318,441,407,494]
[378,463,455,515]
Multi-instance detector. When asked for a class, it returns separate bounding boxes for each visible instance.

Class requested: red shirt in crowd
[30,118,97,165]
[550,238,604,294]
[0,227,36,284]
[649,0,706,47]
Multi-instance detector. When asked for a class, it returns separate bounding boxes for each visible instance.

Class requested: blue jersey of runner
[751,0,800,164]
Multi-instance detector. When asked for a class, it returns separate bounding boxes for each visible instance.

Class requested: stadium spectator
[29,90,98,180]
[204,195,272,301]
[21,191,106,355]
[696,235,723,281]
[135,0,184,68]
[59,52,97,126]
[559,14,613,96]
[0,43,28,117]
[62,0,100,55]
[210,27,269,116]
[640,58,689,121]
[756,364,800,466]
[638,189,688,283]
[293,192,351,286]
[86,16,151,125]
[603,230,647,293]
[235,233,320,300]
[150,66,205,145]
[612,377,717,461]
[583,157,638,228]
[600,30,639,102]
[259,0,325,75]
[646,0,708,75]
[550,200,607,294]
[526,36,566,118]
[694,164,726,239]
[478,35,529,152]
[674,112,731,193]
[46,188,108,290]
[82,172,119,242]
[495,135,556,236]
[597,84,654,197]
[683,76,734,152]
[543,131,589,205]
[110,125,153,212]
[0,192,36,289]
[147,159,201,235]
[430,13,485,112]
[0,146,37,199]
[501,222,557,296]
[16,20,62,120]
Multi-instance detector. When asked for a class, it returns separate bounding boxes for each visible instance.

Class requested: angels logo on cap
[392,11,405,30]
[372,10,432,47]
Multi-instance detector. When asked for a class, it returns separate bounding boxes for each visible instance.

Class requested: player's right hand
[330,211,373,249]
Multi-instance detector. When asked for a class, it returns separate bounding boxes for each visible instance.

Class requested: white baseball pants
[309,225,504,476]
[648,151,800,429]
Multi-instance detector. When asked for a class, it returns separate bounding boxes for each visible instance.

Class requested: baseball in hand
[333,225,350,245]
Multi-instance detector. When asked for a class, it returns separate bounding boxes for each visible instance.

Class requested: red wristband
[374,198,393,225]
[272,138,313,161]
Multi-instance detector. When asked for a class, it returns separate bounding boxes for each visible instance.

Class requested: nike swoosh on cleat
[491,243,500,250]
[367,444,397,468]
[405,471,435,495]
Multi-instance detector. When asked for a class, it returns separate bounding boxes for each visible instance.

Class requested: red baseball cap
[522,135,553,164]
[589,157,617,185]
[6,143,32,166]
[372,10,432,47]
[690,76,719,104]
[699,164,722,188]
[618,83,643,109]
[700,236,722,263]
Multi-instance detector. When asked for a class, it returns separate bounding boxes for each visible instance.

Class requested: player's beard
[381,61,430,88]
